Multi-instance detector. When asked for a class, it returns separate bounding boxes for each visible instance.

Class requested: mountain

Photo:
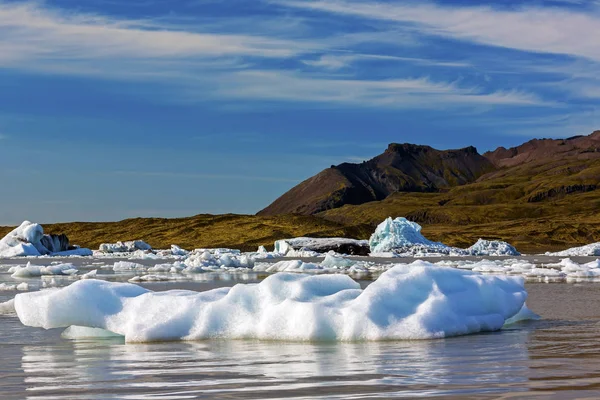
[256,131,600,252]
[258,143,494,216]
[484,131,600,168]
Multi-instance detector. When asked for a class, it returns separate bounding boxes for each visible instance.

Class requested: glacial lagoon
[1,256,600,398]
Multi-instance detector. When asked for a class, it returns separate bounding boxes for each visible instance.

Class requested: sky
[1,0,600,224]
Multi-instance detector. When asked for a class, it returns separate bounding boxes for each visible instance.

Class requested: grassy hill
[318,157,600,253]
[0,214,373,252]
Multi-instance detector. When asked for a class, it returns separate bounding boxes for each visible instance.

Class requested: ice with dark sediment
[0,221,91,258]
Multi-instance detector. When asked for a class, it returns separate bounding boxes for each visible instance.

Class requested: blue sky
[1,0,599,224]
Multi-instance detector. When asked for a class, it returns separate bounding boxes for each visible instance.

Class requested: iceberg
[253,260,325,273]
[170,245,189,256]
[467,239,520,257]
[274,237,370,256]
[0,221,89,258]
[9,262,78,278]
[98,240,152,253]
[0,282,29,291]
[183,251,254,271]
[546,242,600,257]
[14,263,535,343]
[369,217,520,256]
[369,217,450,254]
[0,299,15,314]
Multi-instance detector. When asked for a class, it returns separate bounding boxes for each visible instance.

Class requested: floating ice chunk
[275,237,369,256]
[285,249,322,258]
[80,270,98,279]
[99,240,152,253]
[0,221,45,257]
[10,262,78,278]
[321,254,356,268]
[467,239,520,256]
[129,275,174,282]
[170,245,189,256]
[504,304,541,325]
[254,260,325,273]
[15,264,536,343]
[52,248,94,257]
[183,251,253,271]
[368,218,520,256]
[0,299,15,314]
[148,263,185,273]
[61,326,123,339]
[547,243,600,257]
[113,261,147,272]
[0,283,17,291]
[369,218,449,254]
[128,250,160,260]
[0,221,89,257]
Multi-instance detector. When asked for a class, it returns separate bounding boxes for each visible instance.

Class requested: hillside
[0,214,373,252]
[258,144,494,216]
[318,132,600,252]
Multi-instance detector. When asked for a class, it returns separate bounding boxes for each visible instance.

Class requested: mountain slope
[258,144,494,216]
[317,131,600,252]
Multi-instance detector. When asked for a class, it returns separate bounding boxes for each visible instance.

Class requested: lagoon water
[2,263,600,398]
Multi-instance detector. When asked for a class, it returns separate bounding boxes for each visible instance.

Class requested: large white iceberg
[369,217,520,256]
[0,221,90,258]
[369,217,450,254]
[14,263,535,343]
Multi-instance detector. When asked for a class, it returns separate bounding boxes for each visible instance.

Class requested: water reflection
[19,328,533,399]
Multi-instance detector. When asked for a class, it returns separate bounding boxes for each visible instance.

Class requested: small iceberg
[98,240,152,254]
[467,239,520,257]
[546,242,600,257]
[0,221,91,258]
[14,263,536,343]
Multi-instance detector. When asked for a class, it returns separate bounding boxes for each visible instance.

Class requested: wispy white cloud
[0,1,561,110]
[279,0,600,63]
[302,53,470,70]
[0,2,315,67]
[217,70,549,108]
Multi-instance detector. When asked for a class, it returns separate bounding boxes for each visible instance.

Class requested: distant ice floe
[98,240,152,254]
[274,237,370,257]
[14,264,537,342]
[255,253,370,275]
[0,282,29,291]
[0,299,15,314]
[9,262,78,278]
[546,242,600,257]
[369,217,520,257]
[0,221,92,258]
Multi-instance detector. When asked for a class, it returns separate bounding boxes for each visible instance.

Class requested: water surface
[1,282,600,399]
